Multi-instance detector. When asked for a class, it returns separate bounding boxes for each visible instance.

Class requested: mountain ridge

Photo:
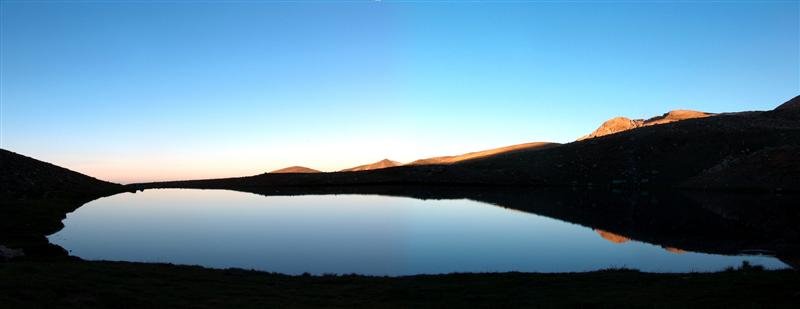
[341,159,401,172]
[129,95,800,193]
[578,109,712,140]
[270,166,321,174]
[3,96,797,194]
[408,142,558,166]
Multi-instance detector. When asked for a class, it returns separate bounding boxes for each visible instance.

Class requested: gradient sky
[1,1,798,183]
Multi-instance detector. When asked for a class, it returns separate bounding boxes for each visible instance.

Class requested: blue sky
[1,1,798,183]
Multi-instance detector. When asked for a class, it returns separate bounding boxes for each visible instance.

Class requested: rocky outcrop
[341,159,401,172]
[270,166,321,173]
[579,110,711,140]
[579,117,644,140]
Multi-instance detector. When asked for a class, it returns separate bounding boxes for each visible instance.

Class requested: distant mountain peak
[578,117,644,140]
[341,159,401,172]
[269,166,321,173]
[579,109,711,140]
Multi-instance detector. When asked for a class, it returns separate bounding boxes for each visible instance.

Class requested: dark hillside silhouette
[0,149,122,199]
[774,94,800,111]
[1,150,124,259]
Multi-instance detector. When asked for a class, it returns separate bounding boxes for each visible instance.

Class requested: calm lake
[48,189,788,275]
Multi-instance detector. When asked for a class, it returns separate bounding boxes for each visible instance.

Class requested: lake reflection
[48,189,787,275]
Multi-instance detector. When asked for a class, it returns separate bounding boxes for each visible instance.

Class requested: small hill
[341,159,401,172]
[579,110,711,140]
[270,166,321,174]
[408,142,557,166]
[0,149,122,198]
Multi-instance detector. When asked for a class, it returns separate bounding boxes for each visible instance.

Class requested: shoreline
[2,259,798,307]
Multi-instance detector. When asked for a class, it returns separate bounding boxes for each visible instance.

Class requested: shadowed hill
[270,166,321,173]
[682,145,800,192]
[407,142,558,166]
[0,149,122,199]
[341,159,401,172]
[1,149,124,259]
[578,110,711,140]
[775,95,799,111]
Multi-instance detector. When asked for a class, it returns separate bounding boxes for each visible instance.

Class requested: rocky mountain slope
[579,110,711,140]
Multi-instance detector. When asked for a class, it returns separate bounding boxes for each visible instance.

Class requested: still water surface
[48,189,787,275]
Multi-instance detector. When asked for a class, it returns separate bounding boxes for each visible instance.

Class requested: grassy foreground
[1,260,798,308]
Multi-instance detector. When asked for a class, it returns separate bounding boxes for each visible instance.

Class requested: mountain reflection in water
[228,185,799,262]
[50,187,797,275]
